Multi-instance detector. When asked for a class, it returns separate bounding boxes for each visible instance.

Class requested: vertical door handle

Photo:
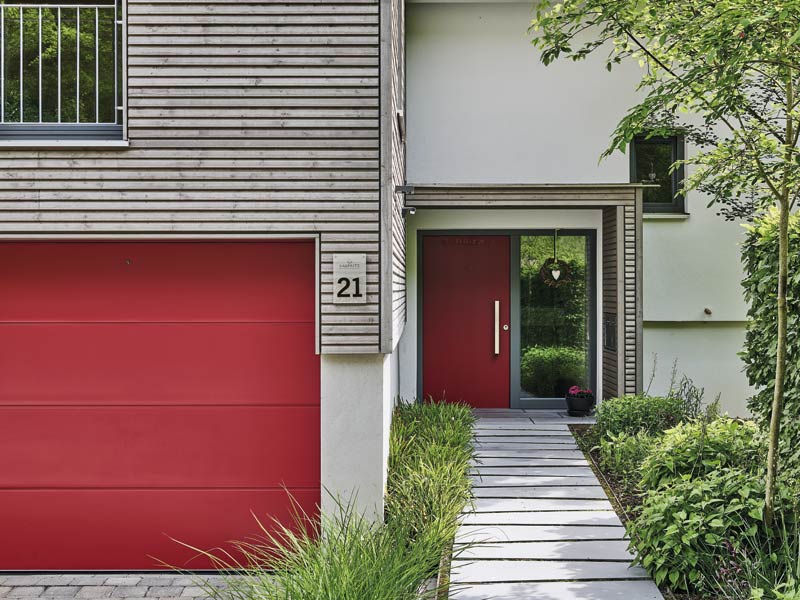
[494,300,500,355]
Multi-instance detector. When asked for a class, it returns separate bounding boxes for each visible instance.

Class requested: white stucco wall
[405,0,753,414]
[320,352,397,520]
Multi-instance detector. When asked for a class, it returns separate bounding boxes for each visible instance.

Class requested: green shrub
[627,467,797,592]
[593,393,686,440]
[640,418,764,490]
[742,211,800,479]
[598,431,658,491]
[627,468,793,591]
[520,345,586,397]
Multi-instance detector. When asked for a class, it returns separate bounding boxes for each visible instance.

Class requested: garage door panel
[0,406,320,488]
[0,488,320,570]
[0,241,315,322]
[0,323,319,406]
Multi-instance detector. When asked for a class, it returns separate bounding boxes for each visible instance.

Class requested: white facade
[403,0,752,415]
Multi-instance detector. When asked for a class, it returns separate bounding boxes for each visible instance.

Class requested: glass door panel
[518,232,592,401]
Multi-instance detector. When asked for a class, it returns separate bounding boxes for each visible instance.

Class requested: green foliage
[742,212,800,479]
[171,400,475,600]
[520,235,588,349]
[598,431,657,491]
[593,393,686,440]
[385,399,475,569]
[520,345,587,398]
[640,418,764,490]
[627,467,796,592]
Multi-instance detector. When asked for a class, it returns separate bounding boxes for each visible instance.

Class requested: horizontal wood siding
[0,0,383,354]
[601,206,618,400]
[406,186,638,208]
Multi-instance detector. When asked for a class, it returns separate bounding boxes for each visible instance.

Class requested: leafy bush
[520,345,586,397]
[640,418,764,490]
[593,393,686,441]
[742,212,800,478]
[627,467,796,592]
[598,431,658,491]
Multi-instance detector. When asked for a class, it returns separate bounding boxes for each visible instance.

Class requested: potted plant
[566,385,595,417]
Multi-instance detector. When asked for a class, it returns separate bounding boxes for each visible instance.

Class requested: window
[0,0,123,141]
[631,135,685,213]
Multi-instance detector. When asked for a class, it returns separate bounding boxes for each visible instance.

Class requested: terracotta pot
[565,393,595,417]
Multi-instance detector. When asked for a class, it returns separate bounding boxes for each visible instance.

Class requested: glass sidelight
[516,231,594,404]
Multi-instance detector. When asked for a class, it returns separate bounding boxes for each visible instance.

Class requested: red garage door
[0,241,320,570]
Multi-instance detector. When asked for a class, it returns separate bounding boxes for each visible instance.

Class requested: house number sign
[333,253,367,304]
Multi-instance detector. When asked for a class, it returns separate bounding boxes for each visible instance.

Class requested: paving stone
[0,588,11,598]
[103,579,140,587]
[473,457,588,467]
[462,509,623,526]
[459,540,635,561]
[179,588,208,598]
[6,588,45,598]
[145,588,184,598]
[450,559,650,584]
[471,466,594,477]
[456,524,628,543]
[450,580,661,600]
[471,475,601,487]
[470,496,614,512]
[75,587,113,599]
[474,449,585,459]
[2,580,42,588]
[36,580,75,588]
[110,587,146,598]
[42,588,79,598]
[471,485,607,499]
[474,442,581,450]
[67,579,107,588]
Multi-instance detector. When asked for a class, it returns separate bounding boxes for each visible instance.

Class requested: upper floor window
[0,0,123,142]
[631,135,686,213]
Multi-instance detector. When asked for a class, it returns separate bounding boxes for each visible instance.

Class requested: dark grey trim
[0,124,123,141]
[630,134,687,214]
[417,229,598,410]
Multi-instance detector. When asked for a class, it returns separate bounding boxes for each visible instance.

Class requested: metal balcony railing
[0,2,122,139]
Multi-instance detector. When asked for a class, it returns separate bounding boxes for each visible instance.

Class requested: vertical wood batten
[0,0,383,353]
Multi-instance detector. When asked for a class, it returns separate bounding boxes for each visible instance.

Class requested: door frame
[417,229,597,409]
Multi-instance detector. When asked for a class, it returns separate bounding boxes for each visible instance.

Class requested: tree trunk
[765,198,790,527]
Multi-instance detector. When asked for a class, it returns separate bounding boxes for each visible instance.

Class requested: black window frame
[630,134,686,214]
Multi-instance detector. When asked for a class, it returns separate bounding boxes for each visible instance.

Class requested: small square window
[630,135,686,213]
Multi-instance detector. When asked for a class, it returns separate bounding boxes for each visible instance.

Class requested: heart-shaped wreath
[539,257,572,288]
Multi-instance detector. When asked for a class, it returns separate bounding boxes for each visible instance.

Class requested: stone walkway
[0,574,224,600]
[449,409,663,600]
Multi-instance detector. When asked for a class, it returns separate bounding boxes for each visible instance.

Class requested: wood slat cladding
[379,0,406,352]
[405,184,643,398]
[0,0,392,354]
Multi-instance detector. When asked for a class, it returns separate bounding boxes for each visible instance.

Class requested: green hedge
[742,211,800,475]
[520,345,586,397]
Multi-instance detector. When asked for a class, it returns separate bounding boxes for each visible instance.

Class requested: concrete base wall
[643,322,751,417]
[320,352,398,520]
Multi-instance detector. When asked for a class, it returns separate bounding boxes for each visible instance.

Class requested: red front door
[422,235,510,408]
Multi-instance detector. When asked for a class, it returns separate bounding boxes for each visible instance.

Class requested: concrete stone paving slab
[103,579,141,588]
[470,466,595,477]
[450,580,662,600]
[474,449,586,459]
[41,588,79,599]
[471,475,602,487]
[75,587,113,600]
[450,559,650,583]
[462,510,623,526]
[0,587,10,598]
[459,540,635,561]
[6,588,45,598]
[473,457,589,467]
[471,485,607,499]
[456,524,628,543]
[473,442,580,451]
[470,497,615,512]
[110,588,147,599]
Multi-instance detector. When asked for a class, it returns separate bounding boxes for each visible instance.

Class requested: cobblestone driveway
[0,574,226,600]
